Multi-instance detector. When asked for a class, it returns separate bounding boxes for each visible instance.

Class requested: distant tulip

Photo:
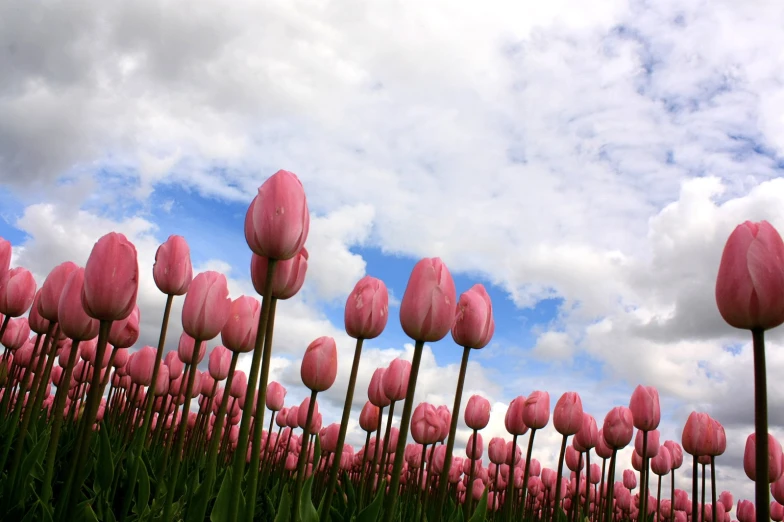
[221,296,260,353]
[368,368,390,408]
[0,238,9,275]
[129,346,156,386]
[737,500,755,522]
[772,502,784,522]
[1,318,29,350]
[383,358,411,402]
[744,433,783,482]
[250,248,308,300]
[504,396,528,435]
[719,491,733,512]
[709,418,727,456]
[565,445,583,472]
[603,406,634,448]
[321,423,340,453]
[177,333,206,365]
[0,267,36,317]
[300,336,338,392]
[81,232,139,321]
[164,351,184,379]
[436,405,451,441]
[629,385,661,431]
[651,445,672,475]
[411,403,441,445]
[489,437,507,465]
[575,413,599,449]
[399,258,457,342]
[682,412,713,456]
[58,269,99,341]
[451,284,494,349]
[153,235,193,296]
[465,432,483,460]
[28,291,50,334]
[244,170,310,260]
[465,395,491,431]
[229,371,247,398]
[297,397,320,429]
[344,276,389,340]
[181,271,231,341]
[359,401,381,432]
[635,429,660,458]
[38,262,79,322]
[108,305,140,348]
[208,345,232,381]
[553,392,583,436]
[266,381,286,411]
[715,221,784,330]
[152,365,169,396]
[523,391,550,429]
[623,469,637,490]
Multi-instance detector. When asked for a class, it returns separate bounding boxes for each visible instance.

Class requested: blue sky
[4,0,784,504]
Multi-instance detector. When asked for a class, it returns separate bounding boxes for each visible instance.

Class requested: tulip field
[0,170,782,522]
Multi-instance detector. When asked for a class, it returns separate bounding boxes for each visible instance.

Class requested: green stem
[553,434,568,521]
[382,340,424,522]
[711,456,717,522]
[222,259,277,521]
[293,389,319,522]
[670,469,675,522]
[520,428,537,520]
[640,430,648,519]
[752,328,769,522]
[320,337,365,521]
[605,449,617,522]
[691,454,697,522]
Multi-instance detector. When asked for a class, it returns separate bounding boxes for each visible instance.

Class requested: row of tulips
[0,170,780,521]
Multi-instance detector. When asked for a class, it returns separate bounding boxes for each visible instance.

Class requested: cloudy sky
[3,0,784,507]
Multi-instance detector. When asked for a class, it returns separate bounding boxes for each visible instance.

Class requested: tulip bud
[129,346,156,386]
[411,402,441,445]
[651,445,672,476]
[0,267,36,317]
[38,262,80,323]
[208,345,232,380]
[81,232,139,321]
[553,392,583,436]
[629,385,660,432]
[0,238,9,276]
[382,358,410,402]
[250,248,308,300]
[504,396,528,435]
[465,394,491,431]
[177,333,206,365]
[451,284,494,349]
[1,317,30,350]
[523,391,550,430]
[744,433,784,482]
[108,305,140,348]
[153,235,193,296]
[465,432,483,460]
[221,296,260,353]
[266,381,286,411]
[359,401,380,432]
[164,350,184,379]
[58,269,100,341]
[575,413,599,450]
[300,336,338,392]
[344,276,389,340]
[182,271,231,341]
[663,440,684,469]
[634,429,660,458]
[602,406,634,449]
[399,257,457,342]
[368,368,390,408]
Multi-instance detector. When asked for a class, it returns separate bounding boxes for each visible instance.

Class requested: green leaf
[468,486,488,522]
[343,471,356,517]
[13,429,48,501]
[209,469,234,522]
[274,486,292,522]
[135,456,150,514]
[448,504,464,522]
[356,480,385,522]
[76,500,100,522]
[186,466,215,522]
[313,435,322,470]
[298,473,319,522]
[96,425,114,493]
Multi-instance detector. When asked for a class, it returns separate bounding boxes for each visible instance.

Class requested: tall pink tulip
[629,385,661,432]
[244,169,310,261]
[411,403,441,446]
[250,248,309,300]
[265,381,286,411]
[300,336,338,392]
[38,261,79,323]
[208,345,232,381]
[182,271,231,341]
[1,317,30,350]
[399,258,457,342]
[108,305,140,348]
[221,296,260,353]
[81,232,138,321]
[0,238,9,276]
[129,346,156,386]
[744,433,783,483]
[177,333,206,365]
[345,276,389,340]
[0,267,36,317]
[153,235,193,296]
[451,284,494,349]
[28,290,50,334]
[554,392,583,436]
[58,269,99,341]
[465,395,491,431]
[523,391,550,429]
[504,396,528,435]
[603,407,634,448]
[382,358,411,402]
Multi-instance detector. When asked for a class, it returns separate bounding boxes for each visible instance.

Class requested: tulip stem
[521,428,537,520]
[223,259,276,522]
[379,401,396,490]
[691,454,698,522]
[553,434,568,522]
[367,405,386,507]
[701,463,706,522]
[435,345,471,522]
[670,469,675,522]
[605,449,617,522]
[244,297,278,522]
[583,451,591,522]
[321,337,365,521]
[383,339,424,522]
[640,431,648,520]
[466,429,478,519]
[710,456,717,522]
[752,328,769,522]
[293,389,319,522]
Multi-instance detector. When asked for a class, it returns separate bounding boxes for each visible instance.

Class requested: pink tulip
[651,445,672,476]
[321,423,340,453]
[38,261,80,323]
[0,267,36,317]
[603,406,634,448]
[399,257,457,342]
[108,305,140,348]
[229,371,247,398]
[737,500,755,522]
[1,317,30,350]
[523,391,550,429]
[81,232,139,321]
[164,351,184,379]
[28,291,50,334]
[129,346,156,386]
[244,170,310,260]
[744,433,783,482]
[682,411,713,456]
[436,405,451,442]
[359,401,380,432]
[451,284,494,349]
[664,440,684,469]
[504,396,528,435]
[58,269,100,341]
[182,271,231,341]
[575,413,599,449]
[772,502,784,522]
[208,345,232,380]
[344,276,389,340]
[177,333,206,365]
[300,336,338,392]
[382,358,411,402]
[553,392,583,436]
[221,296,260,353]
[0,238,9,276]
[715,221,784,330]
[368,368,390,407]
[153,235,193,296]
[411,402,441,445]
[622,469,637,490]
[250,247,309,300]
[465,432,483,459]
[719,491,733,512]
[465,394,492,431]
[629,385,660,431]
[113,348,129,368]
[634,429,660,458]
[152,365,170,396]
[266,381,286,411]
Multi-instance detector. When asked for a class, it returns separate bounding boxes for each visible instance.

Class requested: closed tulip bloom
[504,396,528,435]
[109,305,140,348]
[553,392,583,436]
[266,381,286,411]
[301,336,338,392]
[465,433,483,460]
[28,291,50,334]
[359,401,381,432]
[603,406,634,448]
[710,418,727,456]
[772,502,784,522]
[719,491,733,512]
[58,269,100,341]
[399,257,457,342]
[488,437,507,464]
[368,367,390,407]
[663,440,684,469]
[251,248,309,300]
[81,232,139,321]
[411,402,442,445]
[229,371,247,398]
[451,284,495,349]
[0,238,9,275]
[344,276,389,340]
[382,358,410,402]
[631,450,643,472]
[129,345,156,386]
[297,397,320,428]
[436,405,451,441]
[465,394,492,431]
[651,445,672,476]
[38,261,79,322]
[575,413,599,449]
[629,385,661,431]
[737,500,755,522]
[595,430,613,459]
[1,318,29,350]
[715,221,784,330]
[321,423,340,453]
[177,332,206,365]
[182,271,231,341]
[523,391,550,429]
[153,365,170,396]
[153,235,193,296]
[682,411,713,456]
[221,295,260,353]
[208,345,232,380]
[164,350,184,379]
[276,408,288,428]
[244,170,310,260]
[0,267,36,317]
[634,429,660,458]
[565,445,583,472]
[622,469,637,490]
[113,348,129,368]
[744,433,783,482]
